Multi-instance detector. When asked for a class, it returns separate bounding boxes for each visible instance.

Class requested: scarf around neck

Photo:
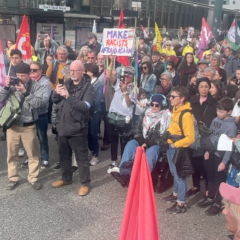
[142,108,171,139]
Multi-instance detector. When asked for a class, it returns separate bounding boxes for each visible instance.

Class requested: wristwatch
[123,91,129,96]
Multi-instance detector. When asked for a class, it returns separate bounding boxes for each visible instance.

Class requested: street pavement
[0,126,231,240]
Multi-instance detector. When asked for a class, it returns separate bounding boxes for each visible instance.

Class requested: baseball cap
[88,33,97,40]
[124,66,135,76]
[220,182,240,205]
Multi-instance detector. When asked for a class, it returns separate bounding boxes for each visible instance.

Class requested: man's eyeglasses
[30,69,40,73]
[142,67,148,70]
[151,103,160,107]
[169,95,180,99]
[160,78,168,81]
[70,69,83,73]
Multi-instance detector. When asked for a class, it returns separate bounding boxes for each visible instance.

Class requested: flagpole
[7,63,11,76]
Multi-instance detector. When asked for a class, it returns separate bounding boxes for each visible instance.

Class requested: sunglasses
[124,74,133,79]
[151,103,160,107]
[30,69,40,72]
[169,95,180,99]
[167,68,172,71]
[142,66,148,70]
[88,57,95,59]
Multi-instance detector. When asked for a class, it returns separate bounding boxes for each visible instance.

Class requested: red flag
[119,147,160,240]
[197,18,214,58]
[141,25,149,38]
[15,15,32,63]
[118,9,124,28]
[117,9,130,66]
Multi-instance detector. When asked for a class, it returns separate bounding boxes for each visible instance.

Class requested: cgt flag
[197,18,214,58]
[15,15,32,63]
[225,18,240,51]
[119,147,160,240]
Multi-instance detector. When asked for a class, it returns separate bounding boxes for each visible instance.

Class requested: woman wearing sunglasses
[139,61,157,98]
[164,86,195,214]
[110,94,171,186]
[162,41,176,56]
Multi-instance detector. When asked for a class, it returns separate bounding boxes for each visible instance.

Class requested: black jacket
[190,94,217,128]
[153,60,165,85]
[84,41,102,55]
[52,75,95,137]
[65,46,77,61]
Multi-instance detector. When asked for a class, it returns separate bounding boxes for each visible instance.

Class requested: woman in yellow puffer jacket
[163,86,195,214]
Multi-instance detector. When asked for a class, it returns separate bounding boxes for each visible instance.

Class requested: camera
[10,77,21,86]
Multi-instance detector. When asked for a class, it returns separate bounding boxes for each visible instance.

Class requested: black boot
[205,203,221,216]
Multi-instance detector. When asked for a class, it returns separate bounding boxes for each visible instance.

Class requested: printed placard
[100,28,135,56]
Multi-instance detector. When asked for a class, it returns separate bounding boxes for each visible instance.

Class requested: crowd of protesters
[1,28,240,223]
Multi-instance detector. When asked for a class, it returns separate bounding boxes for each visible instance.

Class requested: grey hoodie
[209,116,237,164]
[37,75,52,116]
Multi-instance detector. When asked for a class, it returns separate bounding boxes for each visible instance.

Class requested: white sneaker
[18,148,25,157]
[111,166,120,173]
[90,156,99,166]
[107,164,117,174]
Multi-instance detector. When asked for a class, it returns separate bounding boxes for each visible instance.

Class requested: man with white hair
[46,45,72,90]
[65,39,76,60]
[51,60,95,196]
[203,67,216,81]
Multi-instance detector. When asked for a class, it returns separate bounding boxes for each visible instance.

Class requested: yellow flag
[155,22,162,53]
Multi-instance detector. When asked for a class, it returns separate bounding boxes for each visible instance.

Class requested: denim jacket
[92,78,103,112]
[139,73,157,98]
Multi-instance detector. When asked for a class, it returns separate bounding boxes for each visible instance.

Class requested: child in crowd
[198,98,237,216]
[134,88,149,123]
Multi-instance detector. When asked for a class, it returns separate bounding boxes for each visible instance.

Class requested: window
[82,0,90,6]
[210,0,229,4]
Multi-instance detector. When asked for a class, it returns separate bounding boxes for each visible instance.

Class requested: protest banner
[100,28,135,56]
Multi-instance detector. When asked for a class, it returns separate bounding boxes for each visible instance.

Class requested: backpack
[178,109,201,150]
[0,94,21,128]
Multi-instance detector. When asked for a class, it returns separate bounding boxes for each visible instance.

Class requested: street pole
[212,0,223,38]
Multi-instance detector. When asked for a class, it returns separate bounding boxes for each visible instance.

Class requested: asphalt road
[0,126,231,240]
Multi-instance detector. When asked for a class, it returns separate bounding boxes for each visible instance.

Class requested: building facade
[0,0,210,50]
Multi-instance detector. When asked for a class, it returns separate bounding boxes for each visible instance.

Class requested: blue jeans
[167,145,187,203]
[35,113,49,161]
[88,112,101,157]
[120,139,160,172]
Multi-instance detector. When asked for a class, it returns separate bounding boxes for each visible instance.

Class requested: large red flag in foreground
[196,18,214,58]
[117,9,130,66]
[119,147,160,240]
[15,15,32,63]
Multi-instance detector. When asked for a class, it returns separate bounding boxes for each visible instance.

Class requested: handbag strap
[178,109,191,137]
